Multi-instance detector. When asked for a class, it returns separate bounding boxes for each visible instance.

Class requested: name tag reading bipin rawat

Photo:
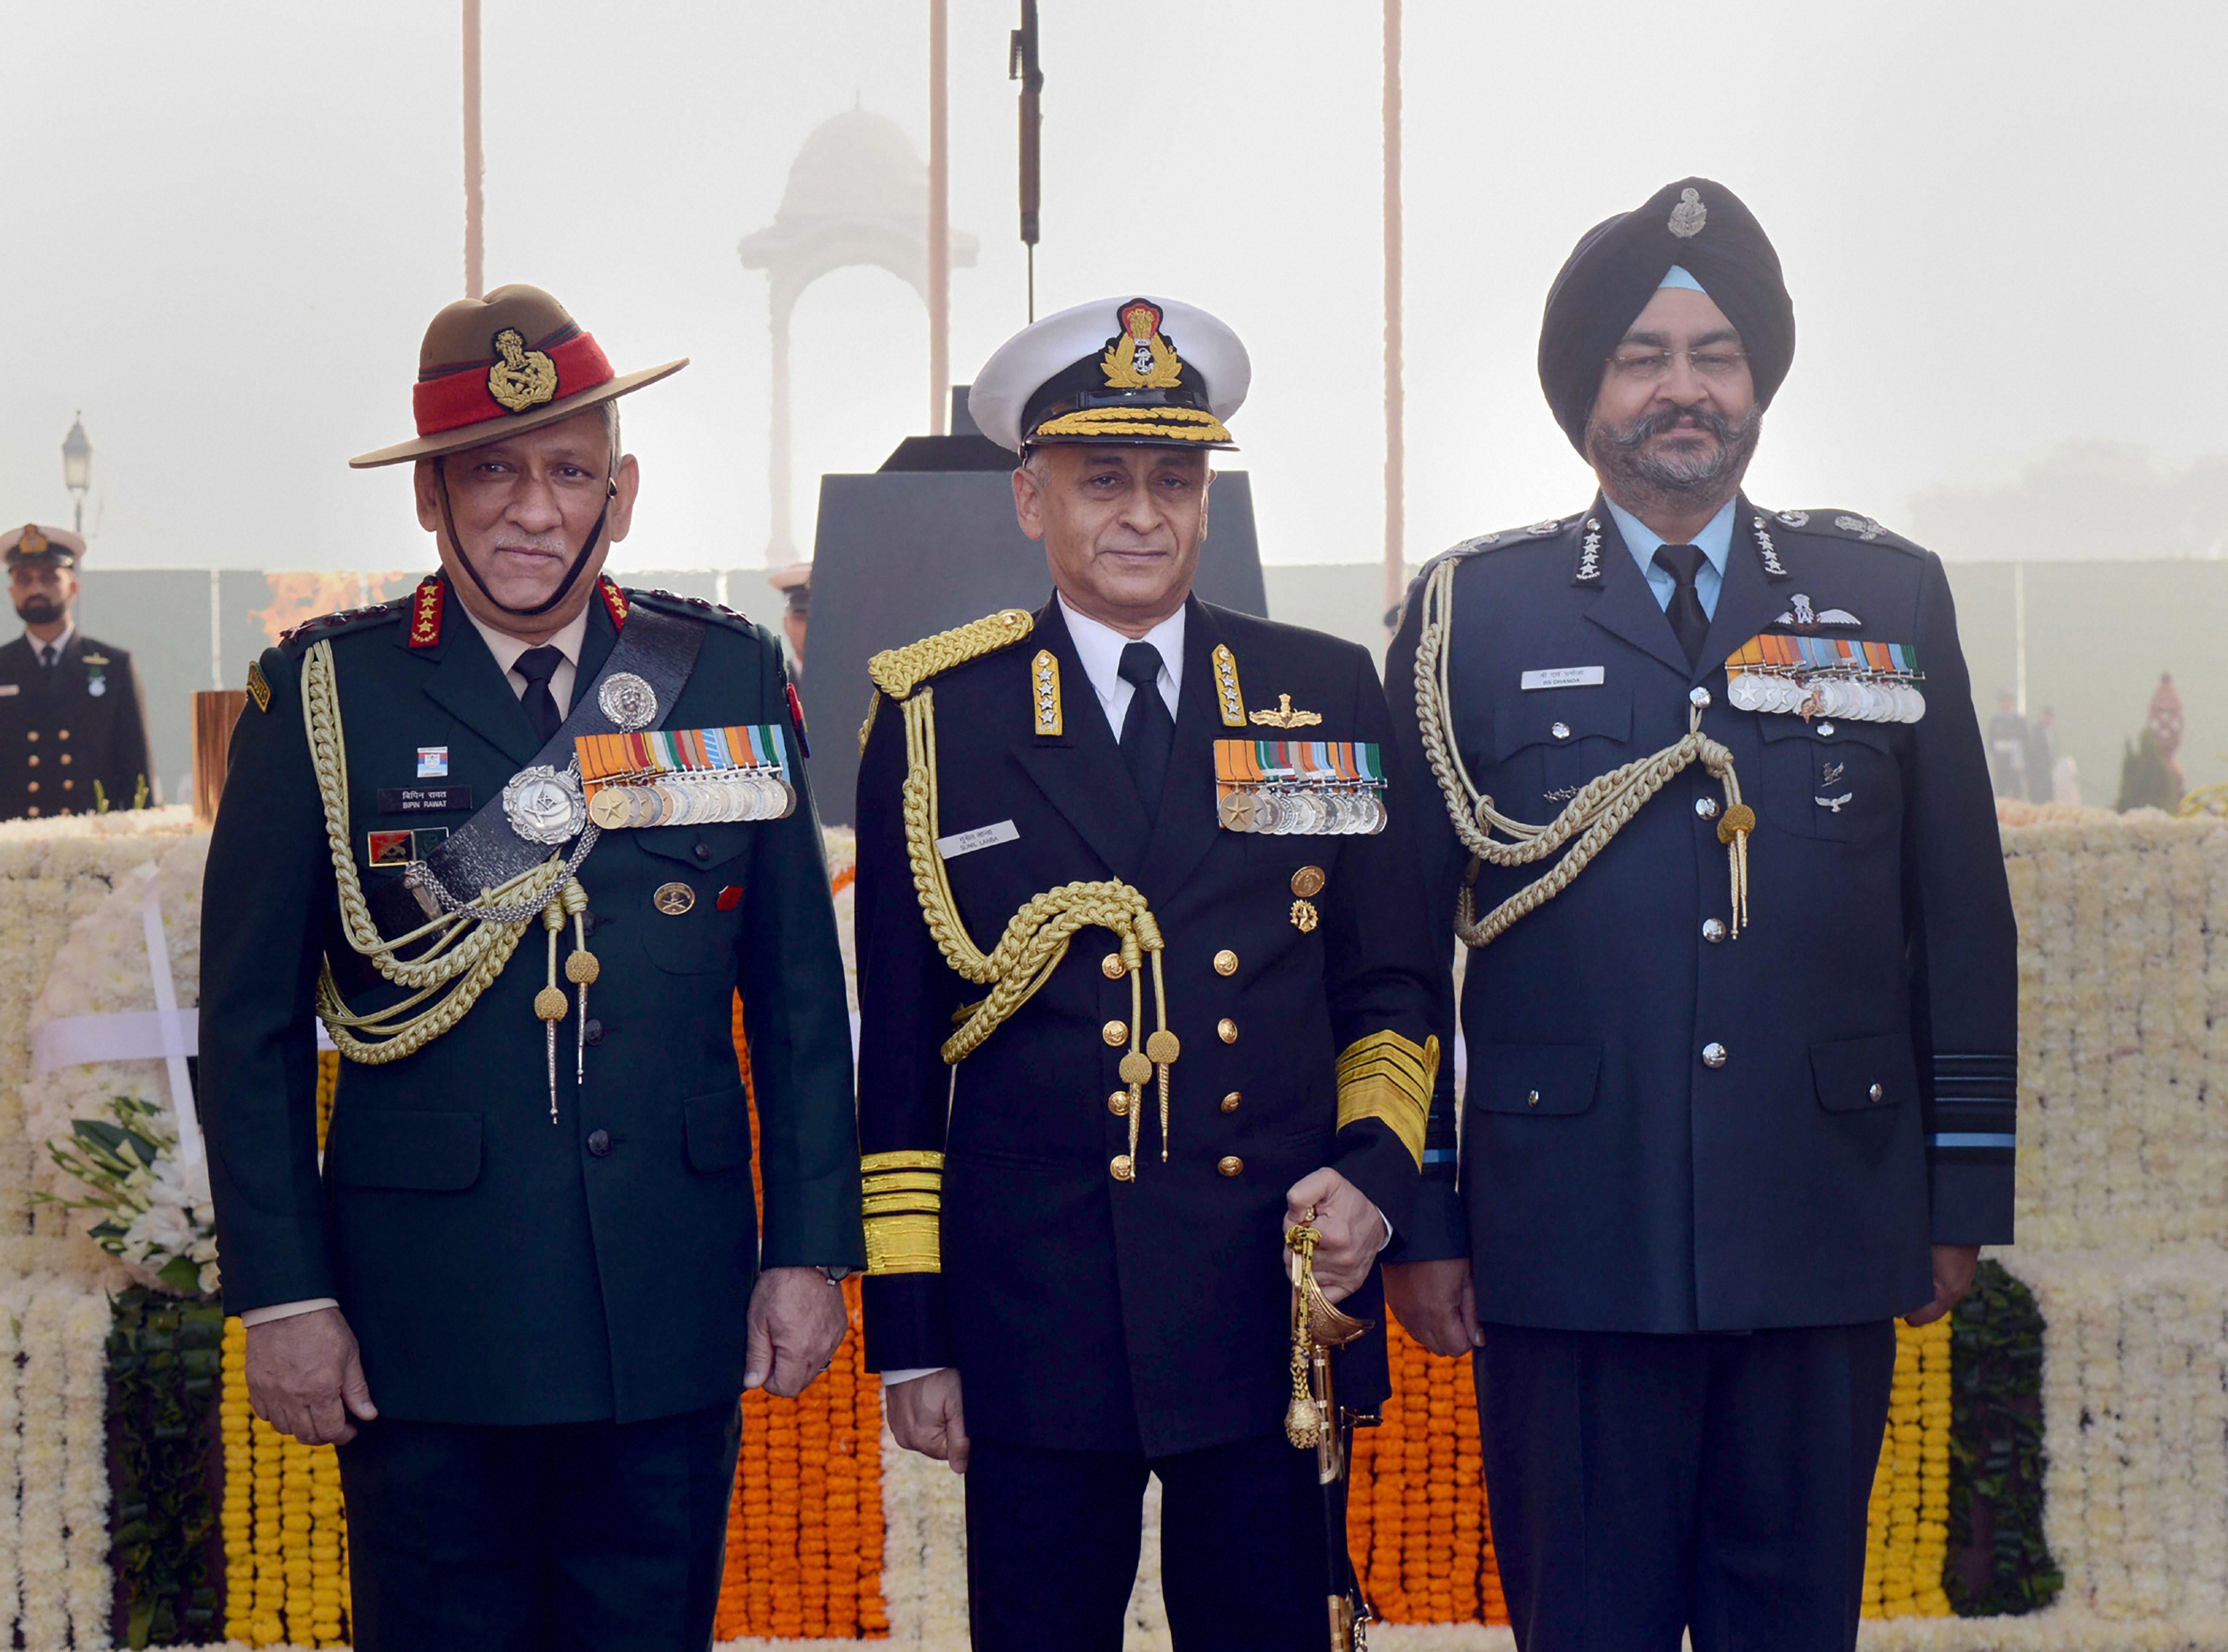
[575,725,797,831]
[1214,739,1389,837]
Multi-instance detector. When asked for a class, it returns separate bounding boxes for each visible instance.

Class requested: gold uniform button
[1217,1156,1244,1178]
[1221,1091,1241,1113]
[23,731,36,742]
[25,781,37,794]
[1217,1018,1238,1044]
[1101,952,1126,979]
[1212,949,1238,976]
[60,779,72,791]
[1290,865,1326,899]
[57,753,69,765]
[1111,1154,1135,1181]
[24,755,36,767]
[1102,1019,1130,1047]
[56,729,68,740]
[1108,1091,1130,1117]
[24,805,38,817]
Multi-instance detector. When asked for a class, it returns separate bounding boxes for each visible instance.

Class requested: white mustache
[489,535,570,557]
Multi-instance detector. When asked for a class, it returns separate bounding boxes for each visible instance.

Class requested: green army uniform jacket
[199,576,865,1425]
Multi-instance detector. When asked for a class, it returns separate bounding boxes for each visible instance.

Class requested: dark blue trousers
[335,1401,741,1652]
[964,1431,1326,1652]
[1476,1322,1897,1652]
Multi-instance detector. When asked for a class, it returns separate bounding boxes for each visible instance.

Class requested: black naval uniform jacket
[0,631,153,819]
[200,578,866,1425]
[1384,499,2018,1334]
[855,595,1444,1458]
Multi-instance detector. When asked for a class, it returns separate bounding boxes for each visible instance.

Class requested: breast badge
[1248,694,1323,730]
[502,764,588,844]
[653,881,696,916]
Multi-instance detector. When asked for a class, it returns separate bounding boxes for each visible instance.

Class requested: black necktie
[1652,544,1710,670]
[37,642,58,669]
[514,645,566,742]
[1117,641,1174,811]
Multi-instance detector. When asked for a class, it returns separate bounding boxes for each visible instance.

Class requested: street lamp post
[61,414,92,534]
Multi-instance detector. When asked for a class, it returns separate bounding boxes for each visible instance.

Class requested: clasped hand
[1282,1166,1384,1303]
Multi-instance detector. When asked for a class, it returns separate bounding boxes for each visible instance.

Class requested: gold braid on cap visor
[1029,405,1232,443]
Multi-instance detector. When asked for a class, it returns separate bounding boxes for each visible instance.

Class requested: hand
[1283,1166,1386,1305]
[1904,1244,1981,1328]
[1384,1257,1483,1357]
[886,1368,970,1473]
[744,1267,851,1397]
[245,1307,378,1447]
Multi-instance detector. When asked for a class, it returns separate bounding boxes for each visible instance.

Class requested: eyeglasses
[1605,347,1749,383]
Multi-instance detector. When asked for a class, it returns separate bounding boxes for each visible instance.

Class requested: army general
[1382,180,2018,1652]
[199,284,864,1651]
[854,297,1444,1648]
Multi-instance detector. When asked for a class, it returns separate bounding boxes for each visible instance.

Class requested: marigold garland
[1865,1316,1955,1618]
[712,990,888,1640]
[219,1315,350,1647]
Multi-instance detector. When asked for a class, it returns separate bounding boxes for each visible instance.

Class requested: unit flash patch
[245,660,272,713]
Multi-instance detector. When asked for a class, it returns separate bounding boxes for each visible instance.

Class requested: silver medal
[596,672,659,732]
[502,764,587,845]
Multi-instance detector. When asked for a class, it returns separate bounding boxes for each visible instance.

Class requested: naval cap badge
[1099,299,1185,391]
[597,671,659,732]
[487,327,560,414]
[1668,187,1707,239]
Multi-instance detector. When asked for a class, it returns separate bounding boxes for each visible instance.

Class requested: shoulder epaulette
[1414,516,1575,583]
[277,596,411,652]
[868,608,1034,701]
[626,586,761,633]
[1763,508,1926,557]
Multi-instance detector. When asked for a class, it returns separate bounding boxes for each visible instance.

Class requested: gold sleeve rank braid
[1334,1031,1439,1169]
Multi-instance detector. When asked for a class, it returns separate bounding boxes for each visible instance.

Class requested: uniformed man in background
[1383,179,2018,1652]
[854,296,1444,1648]
[200,283,864,1651]
[0,522,152,818]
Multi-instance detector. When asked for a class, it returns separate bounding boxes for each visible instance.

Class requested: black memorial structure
[798,389,1268,826]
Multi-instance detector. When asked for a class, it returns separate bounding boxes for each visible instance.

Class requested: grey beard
[1588,405,1762,503]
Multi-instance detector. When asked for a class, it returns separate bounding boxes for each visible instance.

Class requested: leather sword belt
[356,602,708,955]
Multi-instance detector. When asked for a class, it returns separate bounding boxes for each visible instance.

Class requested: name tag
[936,819,1019,859]
[1521,667,1604,691]
[377,784,476,814]
[0,684,16,697]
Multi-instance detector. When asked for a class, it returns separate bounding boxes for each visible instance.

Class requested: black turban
[1536,177,1794,453]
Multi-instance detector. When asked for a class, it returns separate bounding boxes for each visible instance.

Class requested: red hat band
[409,324,615,439]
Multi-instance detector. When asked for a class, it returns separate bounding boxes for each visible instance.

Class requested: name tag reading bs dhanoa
[1521,667,1605,690]
[936,820,1019,859]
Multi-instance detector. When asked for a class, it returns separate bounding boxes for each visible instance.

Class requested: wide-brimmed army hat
[349,283,687,468]
[968,295,1250,454]
[2,523,86,570]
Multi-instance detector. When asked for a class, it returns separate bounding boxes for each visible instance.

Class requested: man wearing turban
[1381,180,2018,1650]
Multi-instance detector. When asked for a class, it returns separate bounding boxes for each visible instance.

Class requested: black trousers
[335,1401,741,1652]
[1475,1321,1897,1652]
[965,1431,1327,1652]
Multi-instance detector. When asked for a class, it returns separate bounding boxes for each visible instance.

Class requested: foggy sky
[4,0,2222,576]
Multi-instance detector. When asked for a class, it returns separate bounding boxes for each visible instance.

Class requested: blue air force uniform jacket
[855,596,1444,1457]
[199,577,865,1425]
[1383,500,2017,1334]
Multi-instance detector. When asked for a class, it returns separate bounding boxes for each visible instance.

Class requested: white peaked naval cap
[968,295,1251,454]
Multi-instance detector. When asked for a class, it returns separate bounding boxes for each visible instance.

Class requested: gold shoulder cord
[300,640,593,1070]
[872,611,1183,1175]
[1412,557,1753,945]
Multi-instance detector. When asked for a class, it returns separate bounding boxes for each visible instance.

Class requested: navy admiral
[855,297,1444,1648]
[0,522,153,819]
[1383,179,2018,1652]
[199,284,864,1651]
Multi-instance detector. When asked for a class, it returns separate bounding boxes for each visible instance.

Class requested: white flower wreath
[23,835,218,1296]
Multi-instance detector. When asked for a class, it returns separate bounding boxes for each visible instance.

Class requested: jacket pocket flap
[1493,689,1632,762]
[636,823,753,871]
[1755,717,1892,752]
[684,1085,753,1172]
[326,1110,483,1191]
[1810,1032,1915,1112]
[1469,1043,1601,1116]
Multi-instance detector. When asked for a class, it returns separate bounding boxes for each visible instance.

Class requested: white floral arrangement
[22,834,218,1296]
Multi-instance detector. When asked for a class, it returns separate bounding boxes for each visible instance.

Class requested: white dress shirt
[1057,594,1183,734]
[238,601,592,1331]
[26,622,75,666]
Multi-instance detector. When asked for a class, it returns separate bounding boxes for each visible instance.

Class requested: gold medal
[653,881,696,916]
[589,787,634,830]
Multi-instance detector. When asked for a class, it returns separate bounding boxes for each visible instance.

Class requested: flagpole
[1381,0,1405,638]
[928,0,951,434]
[463,0,485,298]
